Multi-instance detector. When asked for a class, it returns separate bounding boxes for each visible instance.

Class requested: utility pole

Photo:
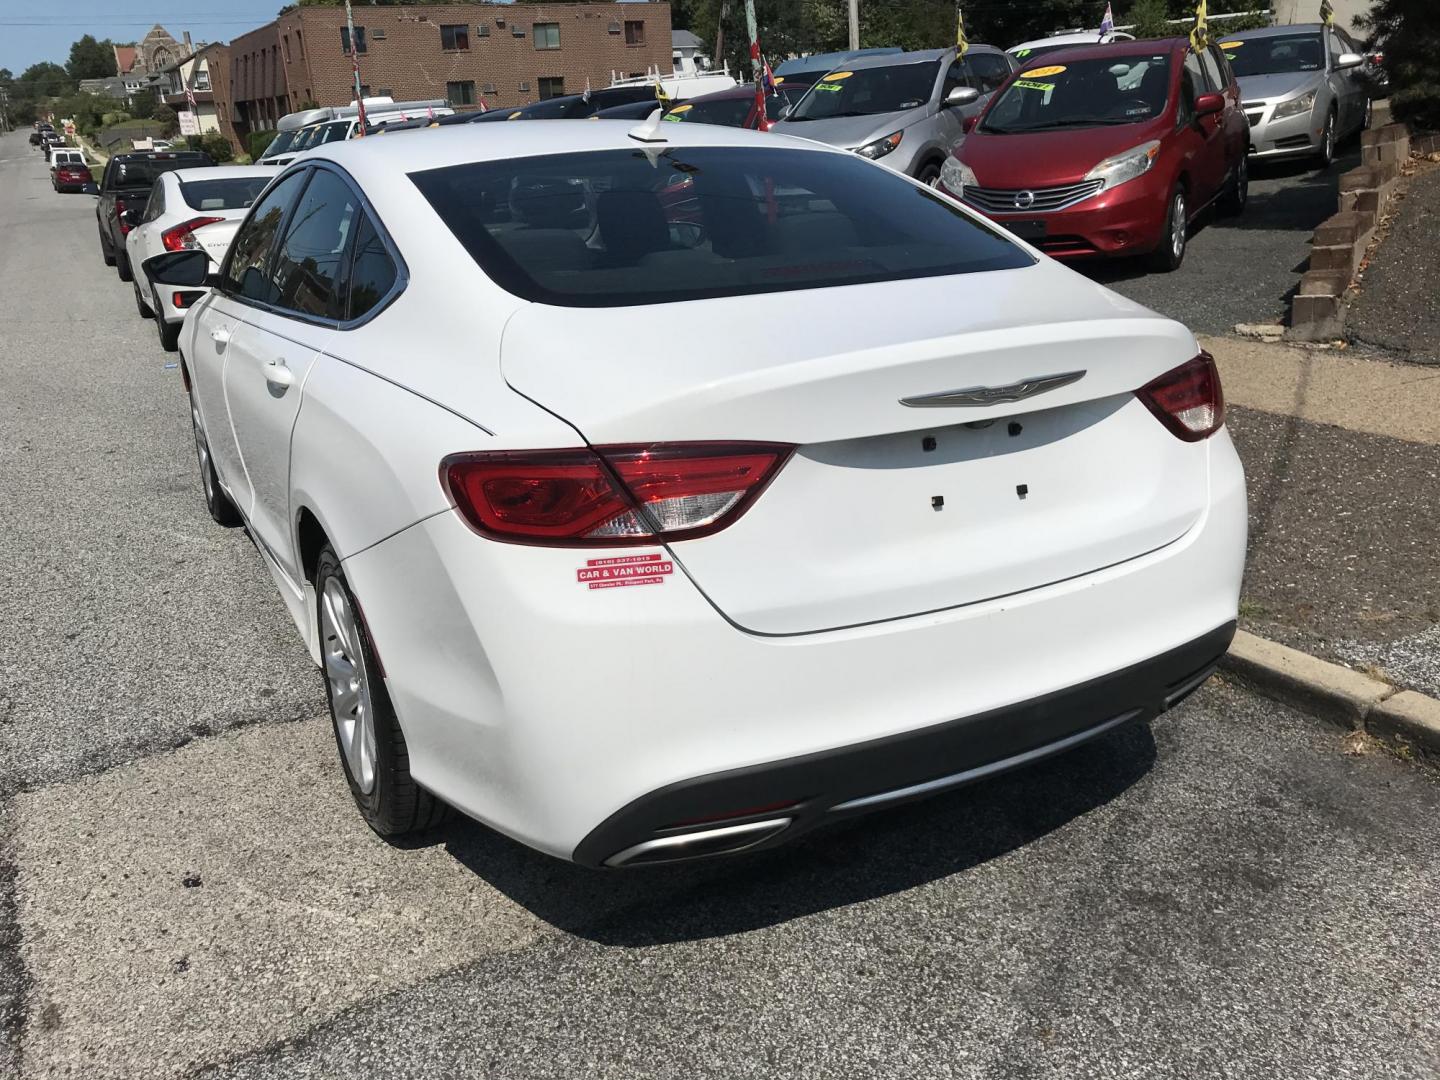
[714,0,728,74]
[848,0,860,51]
[344,0,368,133]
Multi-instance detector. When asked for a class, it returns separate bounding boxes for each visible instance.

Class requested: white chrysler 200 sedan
[149,118,1246,867]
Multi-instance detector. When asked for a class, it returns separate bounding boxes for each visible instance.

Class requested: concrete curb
[1220,630,1440,760]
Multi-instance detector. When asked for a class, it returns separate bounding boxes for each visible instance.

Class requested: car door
[194,168,312,519]
[1182,50,1225,205]
[934,56,970,148]
[222,164,363,583]
[1334,28,1365,133]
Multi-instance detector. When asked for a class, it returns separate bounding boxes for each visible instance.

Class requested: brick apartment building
[223,1,671,149]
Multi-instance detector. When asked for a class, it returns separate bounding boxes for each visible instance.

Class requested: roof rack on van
[275,99,451,132]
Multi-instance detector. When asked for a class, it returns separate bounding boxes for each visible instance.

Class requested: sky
[0,0,324,75]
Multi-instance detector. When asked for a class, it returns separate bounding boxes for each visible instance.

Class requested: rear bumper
[966,173,1172,260]
[575,620,1234,866]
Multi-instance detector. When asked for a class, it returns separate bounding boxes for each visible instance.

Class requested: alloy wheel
[1170,191,1187,261]
[321,578,378,795]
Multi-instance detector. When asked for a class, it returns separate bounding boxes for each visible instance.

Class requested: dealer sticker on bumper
[577,553,674,590]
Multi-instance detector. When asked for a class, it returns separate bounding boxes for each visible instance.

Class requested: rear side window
[1198,47,1226,92]
[222,169,310,302]
[180,177,273,211]
[964,52,1013,94]
[268,169,360,318]
[345,214,398,319]
[410,146,1031,308]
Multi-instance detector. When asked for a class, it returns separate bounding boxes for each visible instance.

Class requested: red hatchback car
[53,162,94,193]
[940,38,1248,270]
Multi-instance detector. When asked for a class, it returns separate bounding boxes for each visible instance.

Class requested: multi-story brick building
[228,21,288,148]
[276,2,672,115]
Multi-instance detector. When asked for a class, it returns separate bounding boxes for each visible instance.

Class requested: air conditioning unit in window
[372,28,387,40]
[518,81,530,92]
[608,20,621,34]
[482,83,496,94]
[476,24,490,37]
[512,25,526,37]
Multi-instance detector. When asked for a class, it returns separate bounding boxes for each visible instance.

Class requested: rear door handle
[263,359,295,390]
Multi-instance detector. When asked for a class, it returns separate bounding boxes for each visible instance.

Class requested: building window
[341,26,367,54]
[440,24,469,51]
[538,77,565,99]
[446,80,475,106]
[283,35,291,63]
[534,23,560,50]
[624,20,645,45]
[378,87,392,98]
[194,69,210,91]
[476,24,490,38]
[296,30,304,59]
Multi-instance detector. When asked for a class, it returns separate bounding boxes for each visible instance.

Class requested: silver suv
[1220,22,1371,166]
[772,46,1016,186]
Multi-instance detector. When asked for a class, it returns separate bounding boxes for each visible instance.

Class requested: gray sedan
[1220,22,1371,166]
[771,46,1016,186]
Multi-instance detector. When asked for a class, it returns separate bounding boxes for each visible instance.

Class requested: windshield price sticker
[1220,40,1244,48]
[825,71,854,80]
[815,83,845,93]
[577,554,674,590]
[1020,65,1067,78]
[1015,79,1056,92]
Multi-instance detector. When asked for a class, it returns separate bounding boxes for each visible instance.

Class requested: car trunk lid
[501,264,1211,634]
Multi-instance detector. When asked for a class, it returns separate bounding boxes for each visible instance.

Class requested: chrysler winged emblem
[899,370,1086,408]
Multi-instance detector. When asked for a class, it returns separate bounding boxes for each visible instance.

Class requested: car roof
[1221,23,1326,40]
[112,151,210,161]
[836,45,998,71]
[175,165,279,183]
[1019,37,1188,65]
[774,48,902,74]
[305,116,845,183]
[1009,31,1135,51]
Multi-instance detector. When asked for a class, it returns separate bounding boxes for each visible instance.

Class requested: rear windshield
[982,54,1173,133]
[787,61,941,121]
[1219,34,1324,76]
[411,146,1031,307]
[180,176,273,211]
[109,158,208,189]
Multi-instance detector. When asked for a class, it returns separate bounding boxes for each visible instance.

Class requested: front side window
[788,61,941,121]
[982,54,1173,132]
[538,77,565,99]
[345,213,398,320]
[534,22,560,50]
[222,169,310,301]
[410,146,1031,308]
[1219,33,1322,76]
[269,169,360,318]
[447,81,476,106]
[1198,47,1225,92]
[441,24,469,51]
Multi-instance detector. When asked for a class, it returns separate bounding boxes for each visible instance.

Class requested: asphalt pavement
[1092,147,1361,334]
[2,128,1438,1080]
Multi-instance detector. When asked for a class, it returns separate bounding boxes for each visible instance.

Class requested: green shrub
[248,129,277,161]
[1361,0,1440,131]
[200,131,234,162]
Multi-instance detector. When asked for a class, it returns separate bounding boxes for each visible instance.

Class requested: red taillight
[115,197,131,234]
[441,442,793,546]
[1136,352,1225,442]
[162,216,225,252]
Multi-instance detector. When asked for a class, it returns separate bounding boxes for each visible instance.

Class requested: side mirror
[1195,92,1225,117]
[119,208,140,227]
[1336,52,1364,70]
[944,86,980,109]
[147,249,211,287]
[962,114,979,134]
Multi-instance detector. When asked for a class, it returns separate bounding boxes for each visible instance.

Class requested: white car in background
[1008,29,1135,62]
[124,165,277,351]
[148,120,1246,868]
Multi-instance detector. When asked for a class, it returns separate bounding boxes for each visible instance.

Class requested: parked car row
[63,84,1247,871]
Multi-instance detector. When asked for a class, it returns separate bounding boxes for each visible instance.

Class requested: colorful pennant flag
[1190,0,1210,52]
[1099,2,1115,41]
[1320,0,1334,26]
[744,0,767,128]
[956,3,969,56]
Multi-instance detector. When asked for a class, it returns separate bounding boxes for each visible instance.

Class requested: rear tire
[100,228,116,266]
[117,250,133,282]
[190,395,242,527]
[1219,155,1248,217]
[316,546,449,837]
[1149,184,1188,273]
[133,279,153,319]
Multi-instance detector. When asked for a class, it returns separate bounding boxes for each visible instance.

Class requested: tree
[67,35,117,82]
[129,93,158,120]
[18,61,73,99]
[155,104,178,137]
[1359,0,1440,130]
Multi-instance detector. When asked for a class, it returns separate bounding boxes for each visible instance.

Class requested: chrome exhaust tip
[604,817,792,868]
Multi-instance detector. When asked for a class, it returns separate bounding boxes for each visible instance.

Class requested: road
[2,128,1438,1079]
